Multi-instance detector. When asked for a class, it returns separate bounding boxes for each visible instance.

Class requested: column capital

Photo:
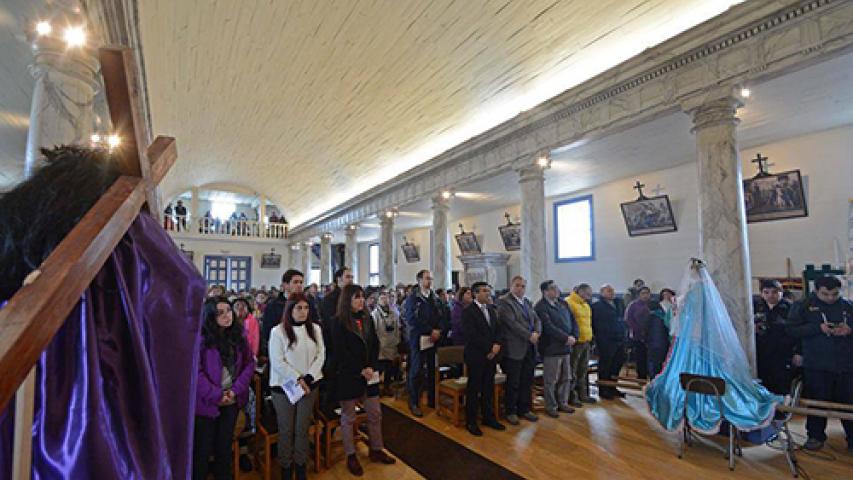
[681,85,745,132]
[431,193,451,210]
[320,232,333,243]
[514,154,550,183]
[379,211,396,226]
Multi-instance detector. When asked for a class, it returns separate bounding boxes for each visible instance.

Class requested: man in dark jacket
[320,267,353,324]
[462,282,506,436]
[753,279,797,395]
[261,269,304,361]
[174,199,187,231]
[535,280,579,417]
[403,269,446,416]
[591,284,627,399]
[786,275,853,452]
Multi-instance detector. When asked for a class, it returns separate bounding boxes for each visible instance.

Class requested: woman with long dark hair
[193,297,255,480]
[331,285,396,476]
[269,293,325,480]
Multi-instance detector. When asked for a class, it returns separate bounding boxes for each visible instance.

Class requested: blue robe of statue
[644,262,782,434]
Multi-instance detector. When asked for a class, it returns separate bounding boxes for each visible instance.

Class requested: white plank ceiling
[138,0,745,226]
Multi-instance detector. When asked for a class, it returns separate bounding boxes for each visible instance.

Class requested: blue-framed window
[554,195,595,262]
[203,255,252,291]
[368,243,380,286]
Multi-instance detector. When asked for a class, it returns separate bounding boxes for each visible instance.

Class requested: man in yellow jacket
[566,284,596,406]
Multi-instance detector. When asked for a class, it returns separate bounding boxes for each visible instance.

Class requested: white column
[516,159,549,286]
[320,234,333,285]
[431,194,452,290]
[380,213,396,287]
[301,241,313,282]
[289,242,301,270]
[345,225,359,280]
[258,196,267,238]
[685,91,755,373]
[24,10,100,177]
[190,186,200,230]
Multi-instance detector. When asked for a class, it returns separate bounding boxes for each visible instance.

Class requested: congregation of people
[193,266,852,479]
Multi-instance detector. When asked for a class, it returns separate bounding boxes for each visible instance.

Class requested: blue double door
[203,255,252,291]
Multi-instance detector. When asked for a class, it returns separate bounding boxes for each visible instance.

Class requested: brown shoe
[369,449,397,464]
[346,454,364,476]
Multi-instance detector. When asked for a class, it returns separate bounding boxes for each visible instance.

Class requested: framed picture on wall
[455,232,482,255]
[498,222,521,251]
[743,169,807,223]
[401,243,420,263]
[261,250,282,269]
[620,195,677,237]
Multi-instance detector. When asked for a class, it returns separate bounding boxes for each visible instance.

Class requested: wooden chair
[315,401,368,469]
[435,346,467,426]
[494,372,506,420]
[232,409,247,479]
[678,373,741,471]
[253,375,322,479]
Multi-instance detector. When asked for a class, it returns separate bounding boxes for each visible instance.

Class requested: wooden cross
[633,180,647,199]
[751,153,770,177]
[0,47,178,414]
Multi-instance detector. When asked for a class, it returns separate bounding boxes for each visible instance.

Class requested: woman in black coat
[330,285,396,476]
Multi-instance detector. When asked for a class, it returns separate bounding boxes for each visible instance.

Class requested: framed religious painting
[743,169,807,223]
[498,212,521,251]
[455,232,482,255]
[261,249,282,269]
[620,195,677,237]
[400,236,420,263]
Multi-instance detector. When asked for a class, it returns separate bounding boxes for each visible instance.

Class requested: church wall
[168,236,291,290]
[395,228,432,284]
[386,124,851,294]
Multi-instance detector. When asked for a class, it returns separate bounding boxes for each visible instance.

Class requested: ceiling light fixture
[63,25,86,48]
[35,21,52,37]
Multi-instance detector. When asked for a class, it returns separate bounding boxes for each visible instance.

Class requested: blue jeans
[407,346,436,407]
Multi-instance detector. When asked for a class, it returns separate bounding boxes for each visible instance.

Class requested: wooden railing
[165,217,288,239]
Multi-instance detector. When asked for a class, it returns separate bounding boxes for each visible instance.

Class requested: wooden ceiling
[137,1,743,225]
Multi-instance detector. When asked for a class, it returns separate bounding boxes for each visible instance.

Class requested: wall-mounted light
[347,224,358,231]
[290,244,300,251]
[441,189,455,200]
[537,154,551,169]
[90,132,121,151]
[35,21,52,37]
[322,232,333,240]
[740,86,751,98]
[62,25,86,48]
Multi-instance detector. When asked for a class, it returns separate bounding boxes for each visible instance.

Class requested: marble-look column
[258,196,267,223]
[847,200,853,297]
[320,234,333,285]
[380,213,396,287]
[345,225,359,280]
[301,241,313,283]
[516,159,549,286]
[190,186,200,229]
[25,11,100,177]
[431,194,452,290]
[289,243,301,270]
[686,92,756,373]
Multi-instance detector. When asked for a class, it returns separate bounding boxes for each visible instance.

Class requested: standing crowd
[192,267,852,479]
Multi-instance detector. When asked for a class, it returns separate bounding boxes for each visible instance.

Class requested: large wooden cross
[0,47,177,477]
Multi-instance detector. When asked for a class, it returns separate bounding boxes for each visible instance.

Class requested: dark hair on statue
[0,146,121,301]
[201,297,248,370]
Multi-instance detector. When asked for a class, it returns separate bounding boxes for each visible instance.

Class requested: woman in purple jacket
[193,297,256,480]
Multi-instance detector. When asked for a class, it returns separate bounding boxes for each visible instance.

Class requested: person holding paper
[269,293,325,480]
[404,269,447,417]
[331,285,397,476]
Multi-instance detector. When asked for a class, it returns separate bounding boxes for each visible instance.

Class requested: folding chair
[678,373,742,471]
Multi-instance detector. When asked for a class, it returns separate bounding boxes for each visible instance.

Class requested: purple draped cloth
[0,213,205,479]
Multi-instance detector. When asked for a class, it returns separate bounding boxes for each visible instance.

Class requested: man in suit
[497,275,542,425]
[463,282,507,436]
[404,269,447,416]
[320,267,353,324]
[535,280,579,417]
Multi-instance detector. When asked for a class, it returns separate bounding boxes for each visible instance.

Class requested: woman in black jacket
[331,285,396,476]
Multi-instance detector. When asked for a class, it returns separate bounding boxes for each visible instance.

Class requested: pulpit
[458,253,511,290]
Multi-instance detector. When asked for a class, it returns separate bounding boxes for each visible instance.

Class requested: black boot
[282,465,293,480]
[295,463,307,480]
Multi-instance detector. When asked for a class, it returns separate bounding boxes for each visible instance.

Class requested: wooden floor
[240,393,851,480]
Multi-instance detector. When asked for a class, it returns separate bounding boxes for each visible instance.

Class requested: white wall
[395,227,431,284]
[364,125,851,293]
[171,236,291,290]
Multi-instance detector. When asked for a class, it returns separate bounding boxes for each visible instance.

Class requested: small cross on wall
[751,153,771,177]
[633,180,647,199]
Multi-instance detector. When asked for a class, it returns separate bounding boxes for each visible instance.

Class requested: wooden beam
[0,177,146,411]
[99,47,160,214]
[147,136,177,186]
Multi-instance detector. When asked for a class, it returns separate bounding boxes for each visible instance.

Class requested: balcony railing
[164,216,288,239]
